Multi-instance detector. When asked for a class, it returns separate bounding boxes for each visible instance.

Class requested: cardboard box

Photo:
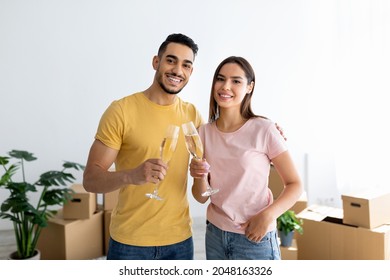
[280,239,297,260]
[290,192,308,215]
[297,205,390,260]
[291,193,307,241]
[63,184,97,219]
[103,189,120,211]
[268,165,308,212]
[270,165,308,240]
[104,210,112,255]
[342,190,390,229]
[37,210,104,260]
[268,165,284,198]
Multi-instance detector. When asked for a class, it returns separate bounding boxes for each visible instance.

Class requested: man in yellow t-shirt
[83,33,202,260]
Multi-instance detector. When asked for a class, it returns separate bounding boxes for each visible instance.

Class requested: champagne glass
[181,121,219,196]
[145,124,180,201]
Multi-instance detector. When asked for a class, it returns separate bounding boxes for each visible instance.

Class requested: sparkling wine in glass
[145,124,179,201]
[182,121,219,196]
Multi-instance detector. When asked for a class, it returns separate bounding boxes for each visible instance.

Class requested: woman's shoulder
[198,122,215,136]
[248,116,274,128]
[199,121,213,130]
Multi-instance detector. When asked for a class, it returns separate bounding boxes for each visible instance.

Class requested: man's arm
[83,140,167,193]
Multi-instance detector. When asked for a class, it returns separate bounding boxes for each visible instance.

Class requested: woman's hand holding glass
[189,157,211,178]
[182,121,219,196]
[189,157,214,197]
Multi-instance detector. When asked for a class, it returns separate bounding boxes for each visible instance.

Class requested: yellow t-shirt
[96,92,203,246]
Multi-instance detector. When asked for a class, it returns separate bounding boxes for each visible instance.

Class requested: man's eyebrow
[183,59,193,65]
[166,54,193,65]
[166,54,178,60]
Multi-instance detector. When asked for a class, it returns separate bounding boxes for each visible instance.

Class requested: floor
[0,229,17,260]
[0,216,206,260]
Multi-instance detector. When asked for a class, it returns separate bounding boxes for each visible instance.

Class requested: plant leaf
[8,150,37,162]
[5,182,37,195]
[0,149,84,259]
[277,210,303,235]
[36,171,75,187]
[41,188,74,206]
[63,161,85,171]
[0,156,10,165]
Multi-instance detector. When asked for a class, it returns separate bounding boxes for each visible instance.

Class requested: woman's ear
[247,81,254,94]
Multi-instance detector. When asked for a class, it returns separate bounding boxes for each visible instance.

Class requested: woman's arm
[189,157,210,204]
[242,150,303,242]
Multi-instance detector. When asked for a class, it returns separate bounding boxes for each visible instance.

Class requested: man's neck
[143,86,177,106]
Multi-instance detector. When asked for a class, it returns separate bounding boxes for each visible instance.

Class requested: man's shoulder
[111,92,144,107]
[176,98,204,125]
[176,97,200,114]
[117,92,143,102]
[177,97,197,108]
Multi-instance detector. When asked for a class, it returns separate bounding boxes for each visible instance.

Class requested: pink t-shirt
[199,117,287,234]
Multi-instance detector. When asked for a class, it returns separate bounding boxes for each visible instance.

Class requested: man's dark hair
[158,33,199,58]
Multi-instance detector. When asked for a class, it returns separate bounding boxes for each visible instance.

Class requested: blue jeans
[106,237,194,260]
[205,222,281,260]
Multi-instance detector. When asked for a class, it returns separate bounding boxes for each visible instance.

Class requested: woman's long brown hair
[208,56,267,123]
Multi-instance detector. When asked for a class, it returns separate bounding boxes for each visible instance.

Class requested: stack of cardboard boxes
[297,190,390,259]
[37,184,103,260]
[268,165,308,260]
[37,183,120,259]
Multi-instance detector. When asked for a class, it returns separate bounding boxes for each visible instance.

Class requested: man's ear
[152,55,159,70]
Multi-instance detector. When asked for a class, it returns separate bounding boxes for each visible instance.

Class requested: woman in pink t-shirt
[190,56,303,260]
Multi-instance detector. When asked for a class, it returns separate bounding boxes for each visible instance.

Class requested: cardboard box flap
[298,205,343,221]
[71,184,88,194]
[323,216,351,226]
[342,189,390,202]
[372,224,390,233]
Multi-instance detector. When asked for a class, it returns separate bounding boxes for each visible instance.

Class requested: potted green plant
[0,150,84,259]
[277,210,303,247]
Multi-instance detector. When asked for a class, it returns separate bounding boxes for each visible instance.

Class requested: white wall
[1,0,389,230]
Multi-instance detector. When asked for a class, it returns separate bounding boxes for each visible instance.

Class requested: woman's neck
[216,111,247,133]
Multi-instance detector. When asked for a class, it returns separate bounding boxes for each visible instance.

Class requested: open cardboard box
[297,205,390,260]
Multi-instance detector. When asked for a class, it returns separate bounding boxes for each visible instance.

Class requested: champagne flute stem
[154,182,160,194]
[200,173,219,197]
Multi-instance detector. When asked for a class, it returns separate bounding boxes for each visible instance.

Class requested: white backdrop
[1,0,389,230]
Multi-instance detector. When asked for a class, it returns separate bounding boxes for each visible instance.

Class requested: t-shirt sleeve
[193,107,204,128]
[95,101,123,150]
[198,124,206,148]
[266,122,288,160]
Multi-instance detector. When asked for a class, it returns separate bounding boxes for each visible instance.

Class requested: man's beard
[158,80,183,95]
[156,71,186,95]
